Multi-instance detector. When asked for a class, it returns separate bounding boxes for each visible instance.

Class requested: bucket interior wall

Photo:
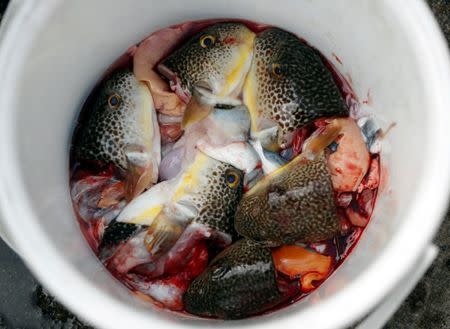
[8,0,428,324]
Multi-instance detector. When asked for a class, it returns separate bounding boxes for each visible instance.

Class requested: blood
[121,242,209,311]
[332,52,343,65]
[222,36,237,45]
[346,162,357,171]
[292,125,312,156]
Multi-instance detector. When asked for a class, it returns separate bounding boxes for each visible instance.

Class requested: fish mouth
[157,62,220,103]
[192,82,242,106]
[194,81,214,98]
[157,64,216,106]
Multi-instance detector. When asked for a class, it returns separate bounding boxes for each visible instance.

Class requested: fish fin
[301,119,342,160]
[124,144,156,201]
[246,120,342,195]
[143,210,190,259]
[181,90,214,129]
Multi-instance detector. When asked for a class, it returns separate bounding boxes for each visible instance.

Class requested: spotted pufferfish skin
[244,28,349,150]
[186,155,244,236]
[235,153,340,246]
[158,22,255,98]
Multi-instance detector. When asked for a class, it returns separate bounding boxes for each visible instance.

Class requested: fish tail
[301,119,342,160]
[181,90,214,128]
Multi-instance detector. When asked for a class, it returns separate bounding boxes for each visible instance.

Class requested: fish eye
[108,94,122,109]
[271,63,283,78]
[225,169,240,189]
[200,34,216,48]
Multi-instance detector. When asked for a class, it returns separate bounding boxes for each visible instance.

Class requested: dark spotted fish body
[244,28,348,150]
[184,239,282,319]
[73,69,161,199]
[235,153,340,245]
[158,23,255,99]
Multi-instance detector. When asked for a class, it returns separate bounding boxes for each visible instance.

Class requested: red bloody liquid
[69,19,380,318]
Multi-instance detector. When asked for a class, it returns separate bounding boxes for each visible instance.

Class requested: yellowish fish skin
[116,180,172,225]
[159,23,255,99]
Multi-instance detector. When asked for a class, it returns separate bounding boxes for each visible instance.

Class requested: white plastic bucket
[0,1,449,328]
